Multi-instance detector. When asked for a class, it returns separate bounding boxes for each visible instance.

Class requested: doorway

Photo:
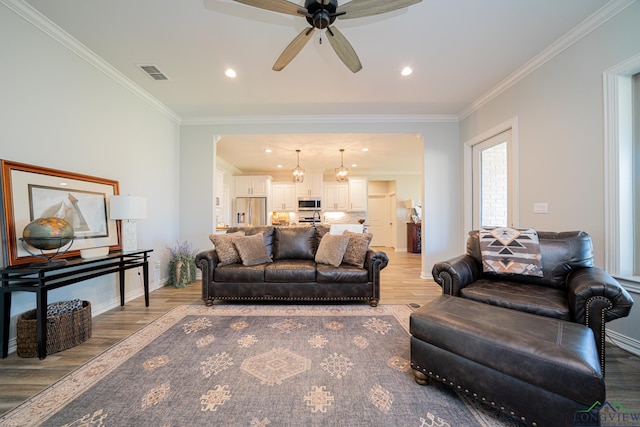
[368,180,396,247]
[464,119,519,231]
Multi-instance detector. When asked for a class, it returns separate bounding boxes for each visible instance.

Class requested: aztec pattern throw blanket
[479,227,543,277]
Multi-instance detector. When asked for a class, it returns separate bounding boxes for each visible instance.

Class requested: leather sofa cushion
[214,263,265,282]
[317,264,368,283]
[273,227,317,260]
[460,279,570,320]
[467,230,594,289]
[265,260,316,282]
[410,296,604,404]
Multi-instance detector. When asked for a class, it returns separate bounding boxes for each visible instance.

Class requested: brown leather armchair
[432,230,634,372]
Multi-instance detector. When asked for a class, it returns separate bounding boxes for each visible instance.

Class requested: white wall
[180,119,460,280]
[0,4,181,348]
[459,2,640,345]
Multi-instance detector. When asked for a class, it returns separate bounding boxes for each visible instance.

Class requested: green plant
[166,240,198,288]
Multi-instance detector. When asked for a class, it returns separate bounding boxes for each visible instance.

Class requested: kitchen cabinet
[407,223,422,253]
[271,183,296,211]
[348,178,368,211]
[296,172,323,197]
[234,175,271,197]
[323,183,349,211]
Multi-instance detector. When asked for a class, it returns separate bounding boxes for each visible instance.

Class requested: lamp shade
[110,196,147,220]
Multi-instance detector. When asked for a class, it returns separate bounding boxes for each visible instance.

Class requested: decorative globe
[22,217,74,250]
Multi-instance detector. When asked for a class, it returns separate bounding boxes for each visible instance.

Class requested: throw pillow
[233,233,273,266]
[209,231,245,266]
[315,234,350,267]
[479,227,543,277]
[342,231,373,268]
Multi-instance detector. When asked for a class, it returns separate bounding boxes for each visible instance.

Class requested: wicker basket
[17,300,92,358]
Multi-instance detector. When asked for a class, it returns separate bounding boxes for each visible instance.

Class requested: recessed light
[225,68,237,78]
[401,66,413,77]
[277,164,283,168]
[265,149,272,153]
[351,164,357,168]
[362,148,369,152]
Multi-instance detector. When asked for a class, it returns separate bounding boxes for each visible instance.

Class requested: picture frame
[1,160,121,266]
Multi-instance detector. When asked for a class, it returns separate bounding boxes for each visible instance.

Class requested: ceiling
[216,133,424,176]
[19,0,611,174]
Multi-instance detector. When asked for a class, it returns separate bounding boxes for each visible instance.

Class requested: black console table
[1,249,152,359]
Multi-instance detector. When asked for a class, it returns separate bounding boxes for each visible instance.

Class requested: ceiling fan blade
[273,27,315,71]
[326,26,362,73]
[234,0,306,17]
[337,0,421,19]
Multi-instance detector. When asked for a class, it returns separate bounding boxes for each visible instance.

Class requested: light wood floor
[1,248,638,417]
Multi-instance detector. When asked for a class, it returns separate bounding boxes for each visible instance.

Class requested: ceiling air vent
[139,65,169,81]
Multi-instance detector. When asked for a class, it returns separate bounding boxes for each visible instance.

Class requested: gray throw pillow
[209,231,245,266]
[315,234,350,267]
[342,231,373,268]
[233,233,273,266]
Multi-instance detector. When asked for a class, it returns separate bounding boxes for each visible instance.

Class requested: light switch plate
[533,202,548,214]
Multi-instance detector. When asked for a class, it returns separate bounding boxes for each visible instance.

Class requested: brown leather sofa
[431,230,634,372]
[195,225,388,307]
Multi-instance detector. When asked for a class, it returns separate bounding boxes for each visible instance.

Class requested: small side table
[407,223,422,253]
[1,249,152,359]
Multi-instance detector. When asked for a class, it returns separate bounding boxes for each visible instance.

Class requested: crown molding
[458,0,636,120]
[181,114,459,126]
[2,0,181,124]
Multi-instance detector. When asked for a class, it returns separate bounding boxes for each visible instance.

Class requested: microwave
[298,198,321,211]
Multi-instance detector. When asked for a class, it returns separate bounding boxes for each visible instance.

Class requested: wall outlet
[533,202,548,214]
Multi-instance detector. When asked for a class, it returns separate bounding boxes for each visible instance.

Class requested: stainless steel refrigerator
[233,197,267,227]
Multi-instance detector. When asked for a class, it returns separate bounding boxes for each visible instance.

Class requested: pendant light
[335,149,349,182]
[292,149,305,183]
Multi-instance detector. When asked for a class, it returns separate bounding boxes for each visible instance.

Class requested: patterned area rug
[1,304,517,427]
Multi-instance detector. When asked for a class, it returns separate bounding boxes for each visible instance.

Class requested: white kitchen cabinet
[271,183,296,211]
[234,175,271,197]
[323,183,349,211]
[348,178,368,211]
[296,172,323,198]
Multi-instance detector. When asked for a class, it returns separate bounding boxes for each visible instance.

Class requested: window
[634,73,640,276]
[604,54,640,287]
[465,119,518,232]
[474,137,509,227]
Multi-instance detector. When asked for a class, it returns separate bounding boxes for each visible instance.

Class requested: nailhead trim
[411,362,532,426]
[585,296,612,374]
[206,296,379,303]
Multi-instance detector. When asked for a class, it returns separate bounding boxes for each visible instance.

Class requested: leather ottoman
[410,296,605,427]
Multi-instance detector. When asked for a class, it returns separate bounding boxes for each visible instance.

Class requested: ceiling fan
[233,0,422,73]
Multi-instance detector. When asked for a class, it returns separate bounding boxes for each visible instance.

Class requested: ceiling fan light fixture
[292,149,305,183]
[335,148,349,182]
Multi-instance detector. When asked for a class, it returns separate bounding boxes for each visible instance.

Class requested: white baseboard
[607,330,640,357]
[5,280,168,356]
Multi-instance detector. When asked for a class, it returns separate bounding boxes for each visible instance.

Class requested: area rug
[0,304,517,427]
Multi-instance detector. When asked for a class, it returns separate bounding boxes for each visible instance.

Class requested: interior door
[472,129,513,229]
[368,194,389,246]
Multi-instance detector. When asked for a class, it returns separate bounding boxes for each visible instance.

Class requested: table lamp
[110,195,147,252]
